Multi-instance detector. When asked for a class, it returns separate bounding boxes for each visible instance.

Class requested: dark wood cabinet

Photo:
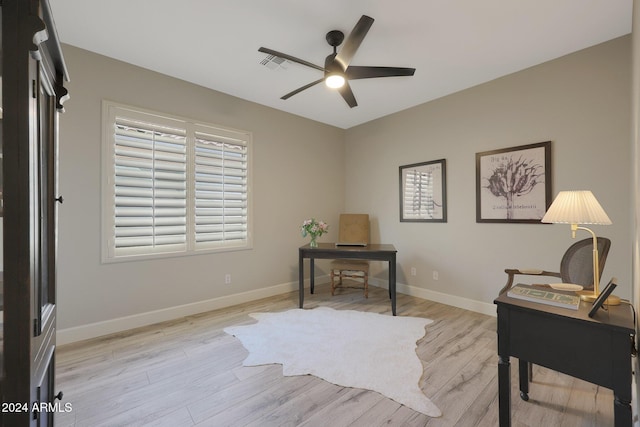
[1,1,69,425]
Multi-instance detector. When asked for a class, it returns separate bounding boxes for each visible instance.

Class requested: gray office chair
[500,237,611,295]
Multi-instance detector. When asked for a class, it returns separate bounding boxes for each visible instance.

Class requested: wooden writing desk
[494,291,635,426]
[298,243,398,315]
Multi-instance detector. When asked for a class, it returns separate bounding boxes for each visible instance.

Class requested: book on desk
[507,284,580,310]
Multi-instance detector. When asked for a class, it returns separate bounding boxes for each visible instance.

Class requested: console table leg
[389,256,396,316]
[310,258,315,294]
[298,251,304,308]
[498,355,511,427]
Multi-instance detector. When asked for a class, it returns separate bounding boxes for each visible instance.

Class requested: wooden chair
[500,237,611,295]
[330,214,370,297]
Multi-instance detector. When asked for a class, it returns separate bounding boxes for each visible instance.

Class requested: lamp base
[577,290,621,306]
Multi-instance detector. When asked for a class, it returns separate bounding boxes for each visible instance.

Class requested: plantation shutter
[103,101,252,262]
[403,169,434,219]
[112,117,188,256]
[193,129,248,248]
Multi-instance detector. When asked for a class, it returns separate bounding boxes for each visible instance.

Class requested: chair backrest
[560,237,611,290]
[338,214,370,244]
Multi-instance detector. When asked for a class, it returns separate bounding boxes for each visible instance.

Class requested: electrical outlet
[410,267,417,276]
[225,274,232,284]
[433,271,439,280]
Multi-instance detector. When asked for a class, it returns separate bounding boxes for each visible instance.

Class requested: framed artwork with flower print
[475,141,551,223]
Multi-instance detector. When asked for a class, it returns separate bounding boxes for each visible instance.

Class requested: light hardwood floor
[55,283,614,426]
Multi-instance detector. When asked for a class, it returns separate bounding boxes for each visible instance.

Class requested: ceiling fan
[258,15,416,108]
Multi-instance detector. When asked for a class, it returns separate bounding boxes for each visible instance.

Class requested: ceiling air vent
[260,54,289,70]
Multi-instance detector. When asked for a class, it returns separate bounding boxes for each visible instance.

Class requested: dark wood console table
[494,291,635,427]
[298,243,398,315]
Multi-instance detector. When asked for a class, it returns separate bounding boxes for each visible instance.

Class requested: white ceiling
[48,0,633,129]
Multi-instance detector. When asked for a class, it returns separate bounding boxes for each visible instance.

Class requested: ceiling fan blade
[281,78,325,100]
[334,15,374,70]
[338,81,358,108]
[346,66,416,80]
[259,47,325,72]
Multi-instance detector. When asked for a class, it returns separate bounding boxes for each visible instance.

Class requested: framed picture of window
[476,141,551,223]
[399,159,447,222]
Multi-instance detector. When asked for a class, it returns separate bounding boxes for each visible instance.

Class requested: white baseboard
[57,276,494,345]
[369,279,497,317]
[57,279,306,345]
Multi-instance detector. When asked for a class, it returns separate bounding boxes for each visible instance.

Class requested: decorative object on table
[588,277,618,318]
[224,307,441,417]
[399,159,447,222]
[548,283,583,291]
[507,283,581,310]
[476,141,551,223]
[541,190,619,305]
[300,218,328,247]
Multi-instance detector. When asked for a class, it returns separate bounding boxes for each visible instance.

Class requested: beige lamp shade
[541,191,611,225]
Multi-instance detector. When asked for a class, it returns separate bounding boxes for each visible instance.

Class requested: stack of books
[507,284,580,310]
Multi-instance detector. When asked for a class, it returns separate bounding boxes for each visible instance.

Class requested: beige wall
[57,45,345,339]
[57,34,632,342]
[345,36,632,308]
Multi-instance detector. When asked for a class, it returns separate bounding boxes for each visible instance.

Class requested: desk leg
[389,254,396,316]
[498,355,511,427]
[298,251,304,308]
[518,359,529,401]
[613,395,632,427]
[612,333,632,427]
[310,258,315,294]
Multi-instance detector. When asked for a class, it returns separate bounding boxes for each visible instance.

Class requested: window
[102,101,252,262]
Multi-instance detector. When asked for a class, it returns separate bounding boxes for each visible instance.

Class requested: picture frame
[399,159,447,222]
[476,141,551,223]
[588,277,618,318]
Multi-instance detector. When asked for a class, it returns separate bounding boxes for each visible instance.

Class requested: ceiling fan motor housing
[326,30,345,48]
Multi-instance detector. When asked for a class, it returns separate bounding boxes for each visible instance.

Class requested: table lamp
[541,190,619,304]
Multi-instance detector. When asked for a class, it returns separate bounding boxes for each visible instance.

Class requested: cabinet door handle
[55,391,63,400]
[55,196,64,204]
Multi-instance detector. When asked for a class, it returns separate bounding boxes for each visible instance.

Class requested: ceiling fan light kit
[258,15,415,108]
[325,74,345,88]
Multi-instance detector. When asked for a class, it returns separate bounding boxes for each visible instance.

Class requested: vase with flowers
[301,218,329,247]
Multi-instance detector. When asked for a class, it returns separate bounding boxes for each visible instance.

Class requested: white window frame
[101,100,253,263]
